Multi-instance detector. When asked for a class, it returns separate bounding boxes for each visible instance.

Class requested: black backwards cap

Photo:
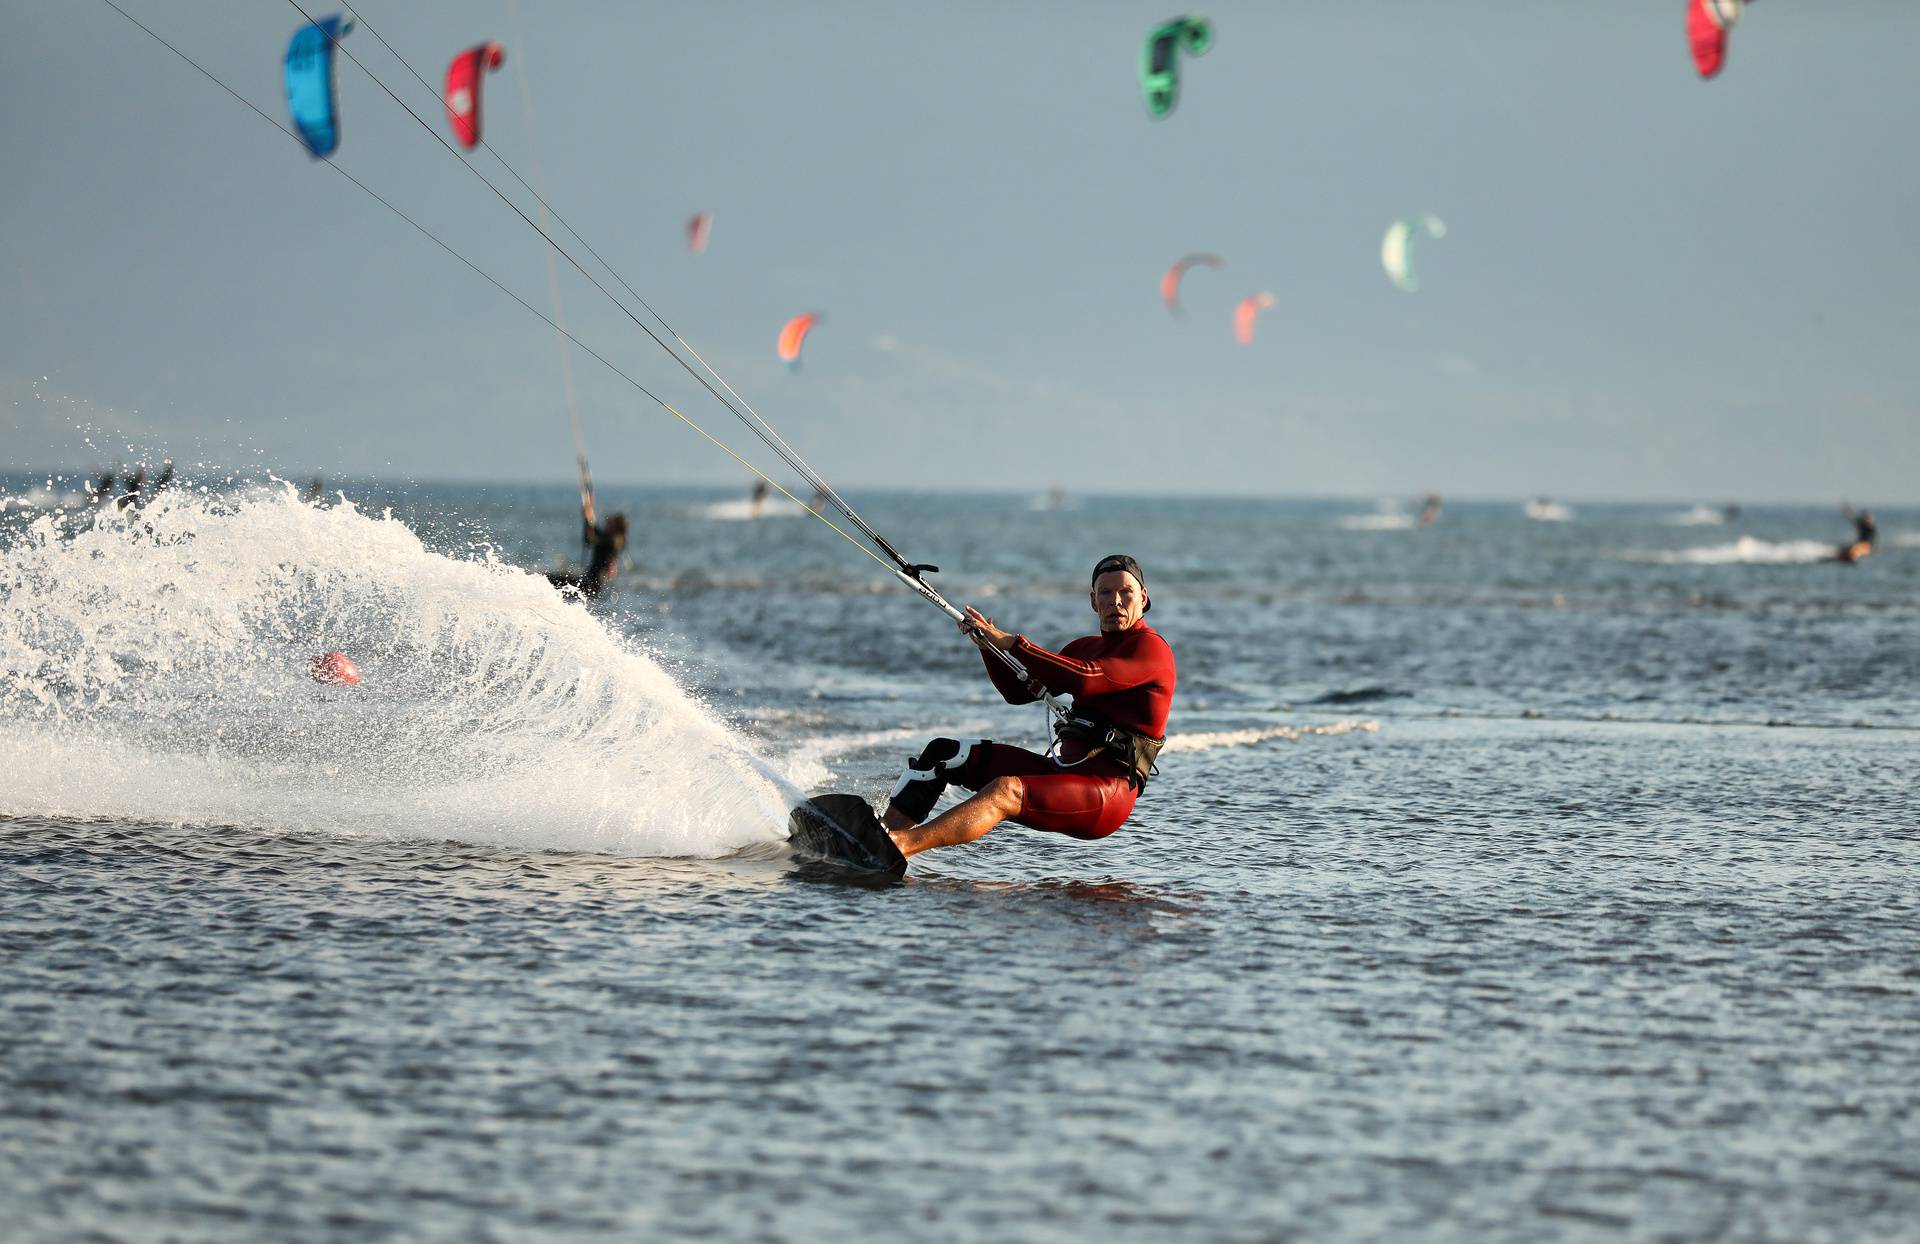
[1091,554,1149,612]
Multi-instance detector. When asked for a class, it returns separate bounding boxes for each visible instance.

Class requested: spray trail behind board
[0,481,793,857]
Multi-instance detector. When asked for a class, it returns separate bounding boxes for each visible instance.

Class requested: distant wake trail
[1631,536,1838,565]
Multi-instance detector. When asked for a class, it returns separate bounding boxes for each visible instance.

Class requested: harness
[1052,704,1164,791]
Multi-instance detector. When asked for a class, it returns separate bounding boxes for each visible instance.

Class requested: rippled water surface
[3,480,1917,1241]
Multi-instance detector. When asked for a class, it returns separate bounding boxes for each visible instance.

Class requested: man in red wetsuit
[882,554,1176,858]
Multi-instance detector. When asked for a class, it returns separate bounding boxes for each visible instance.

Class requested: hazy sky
[4,2,1916,502]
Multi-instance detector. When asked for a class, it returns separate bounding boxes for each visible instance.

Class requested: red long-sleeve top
[982,621,1176,757]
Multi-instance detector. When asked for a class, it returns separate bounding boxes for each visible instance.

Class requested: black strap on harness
[1054,705,1164,791]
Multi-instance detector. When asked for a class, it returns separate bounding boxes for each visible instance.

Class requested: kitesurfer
[1837,506,1876,564]
[750,478,771,518]
[548,491,629,598]
[115,466,147,510]
[882,555,1176,859]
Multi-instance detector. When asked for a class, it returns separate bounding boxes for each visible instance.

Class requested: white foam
[773,726,937,790]
[20,488,92,510]
[698,498,807,521]
[1636,536,1839,565]
[1664,505,1728,527]
[1162,719,1379,754]
[1338,513,1415,531]
[0,481,794,856]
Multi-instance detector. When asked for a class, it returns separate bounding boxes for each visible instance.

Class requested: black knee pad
[887,738,984,823]
[911,737,967,772]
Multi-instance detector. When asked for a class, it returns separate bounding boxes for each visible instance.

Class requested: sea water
[2,475,1916,1241]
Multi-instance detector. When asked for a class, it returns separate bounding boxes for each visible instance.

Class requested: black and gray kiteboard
[787,793,907,878]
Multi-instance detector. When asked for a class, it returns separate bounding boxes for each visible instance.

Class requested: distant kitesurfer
[882,554,1176,859]
[548,490,629,598]
[116,466,146,510]
[94,461,169,510]
[1837,505,1876,564]
[1418,492,1442,527]
[750,478,771,518]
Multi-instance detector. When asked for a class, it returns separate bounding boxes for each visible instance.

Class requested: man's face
[1091,570,1146,634]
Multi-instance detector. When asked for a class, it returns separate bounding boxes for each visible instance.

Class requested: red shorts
[955,742,1139,840]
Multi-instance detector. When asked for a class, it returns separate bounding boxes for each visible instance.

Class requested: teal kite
[285,15,353,159]
[1140,17,1212,120]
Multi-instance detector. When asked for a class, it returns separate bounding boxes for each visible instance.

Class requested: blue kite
[285,15,353,158]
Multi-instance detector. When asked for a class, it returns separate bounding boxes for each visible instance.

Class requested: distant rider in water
[882,555,1176,859]
[1837,505,1876,565]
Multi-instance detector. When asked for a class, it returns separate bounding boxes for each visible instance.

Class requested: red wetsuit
[955,621,1176,839]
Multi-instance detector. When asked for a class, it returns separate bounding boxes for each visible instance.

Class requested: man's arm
[956,607,1044,704]
[1010,632,1171,698]
[980,646,1042,705]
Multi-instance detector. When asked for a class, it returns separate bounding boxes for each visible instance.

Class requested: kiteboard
[787,793,907,878]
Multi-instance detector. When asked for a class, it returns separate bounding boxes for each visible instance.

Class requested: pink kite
[1160,253,1222,315]
[777,313,821,369]
[1234,293,1275,346]
[444,42,505,149]
[1686,0,1748,80]
[687,212,713,254]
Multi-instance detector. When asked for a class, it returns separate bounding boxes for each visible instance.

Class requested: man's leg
[882,737,988,832]
[888,777,1025,858]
